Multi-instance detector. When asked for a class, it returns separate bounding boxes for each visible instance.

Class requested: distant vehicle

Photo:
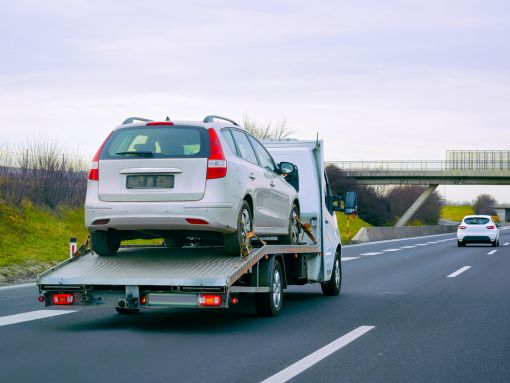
[85,115,300,256]
[457,215,500,247]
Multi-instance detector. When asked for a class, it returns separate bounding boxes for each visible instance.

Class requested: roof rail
[122,117,153,125]
[203,115,239,126]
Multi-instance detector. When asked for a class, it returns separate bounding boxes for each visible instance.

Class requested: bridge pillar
[395,184,439,227]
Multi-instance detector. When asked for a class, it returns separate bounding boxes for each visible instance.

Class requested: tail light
[207,128,227,179]
[486,225,495,229]
[146,121,174,126]
[458,225,467,230]
[88,132,112,181]
[52,293,74,305]
[185,218,209,225]
[199,294,222,307]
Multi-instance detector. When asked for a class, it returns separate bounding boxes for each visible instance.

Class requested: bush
[473,194,497,215]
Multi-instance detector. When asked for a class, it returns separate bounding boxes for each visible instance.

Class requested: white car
[457,215,500,247]
[85,115,300,256]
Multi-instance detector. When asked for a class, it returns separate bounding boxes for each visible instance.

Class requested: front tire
[278,204,300,245]
[224,201,252,256]
[255,260,283,317]
[321,250,342,296]
[91,231,120,256]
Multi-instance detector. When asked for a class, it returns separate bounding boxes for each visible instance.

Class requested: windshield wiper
[116,151,154,157]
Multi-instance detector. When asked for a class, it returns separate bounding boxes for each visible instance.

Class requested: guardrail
[327,161,510,171]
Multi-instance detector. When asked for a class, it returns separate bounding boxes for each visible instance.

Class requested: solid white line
[504,242,509,246]
[400,245,417,249]
[341,257,360,261]
[344,232,456,248]
[260,326,375,383]
[0,282,36,291]
[383,248,401,252]
[447,266,471,278]
[0,310,76,327]
[359,252,382,256]
[487,250,498,255]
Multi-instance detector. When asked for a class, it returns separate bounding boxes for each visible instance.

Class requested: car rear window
[464,217,490,225]
[100,126,209,159]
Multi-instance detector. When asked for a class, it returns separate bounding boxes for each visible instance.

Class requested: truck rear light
[146,121,174,126]
[140,295,147,305]
[458,225,467,229]
[88,132,113,181]
[186,218,209,225]
[486,225,495,229]
[199,294,222,307]
[38,296,45,302]
[52,293,74,305]
[207,128,227,179]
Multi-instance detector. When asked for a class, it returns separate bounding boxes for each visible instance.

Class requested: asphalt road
[1,229,510,383]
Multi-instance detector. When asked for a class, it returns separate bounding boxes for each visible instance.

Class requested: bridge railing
[327,161,510,171]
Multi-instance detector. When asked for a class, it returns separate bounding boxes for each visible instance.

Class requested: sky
[0,0,509,203]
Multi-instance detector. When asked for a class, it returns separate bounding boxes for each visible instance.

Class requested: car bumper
[457,232,498,243]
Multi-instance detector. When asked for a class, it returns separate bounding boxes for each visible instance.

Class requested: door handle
[270,180,275,187]
[249,173,256,180]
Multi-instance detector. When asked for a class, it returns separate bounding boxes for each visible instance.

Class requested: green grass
[336,212,372,243]
[440,205,474,222]
[0,200,88,283]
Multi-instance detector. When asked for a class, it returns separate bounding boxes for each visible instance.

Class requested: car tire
[91,231,120,256]
[321,250,342,296]
[164,235,185,248]
[457,241,464,247]
[115,307,140,315]
[492,239,498,247]
[278,203,300,245]
[255,259,283,317]
[224,201,252,256]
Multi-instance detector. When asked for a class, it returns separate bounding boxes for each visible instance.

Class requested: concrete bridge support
[395,184,439,227]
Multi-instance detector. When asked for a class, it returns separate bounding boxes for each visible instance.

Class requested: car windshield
[100,126,209,159]
[464,217,490,225]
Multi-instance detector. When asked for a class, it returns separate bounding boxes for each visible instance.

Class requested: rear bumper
[85,201,238,234]
[457,233,498,243]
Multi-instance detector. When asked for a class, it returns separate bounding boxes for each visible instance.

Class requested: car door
[247,135,290,230]
[229,130,273,230]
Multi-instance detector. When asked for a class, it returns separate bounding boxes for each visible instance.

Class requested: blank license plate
[126,175,174,189]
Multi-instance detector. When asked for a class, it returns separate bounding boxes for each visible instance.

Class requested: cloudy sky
[1,0,509,203]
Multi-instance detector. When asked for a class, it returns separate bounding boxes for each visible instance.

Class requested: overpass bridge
[327,159,510,227]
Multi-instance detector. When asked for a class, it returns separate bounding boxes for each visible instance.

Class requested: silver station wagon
[85,115,300,256]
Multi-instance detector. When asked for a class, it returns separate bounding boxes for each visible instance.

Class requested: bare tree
[387,186,443,225]
[473,194,497,215]
[243,115,294,139]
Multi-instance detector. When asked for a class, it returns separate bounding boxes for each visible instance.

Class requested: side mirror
[344,191,357,215]
[279,161,295,175]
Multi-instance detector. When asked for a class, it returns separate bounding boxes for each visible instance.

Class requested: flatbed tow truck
[37,139,356,316]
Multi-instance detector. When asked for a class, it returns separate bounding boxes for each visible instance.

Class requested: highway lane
[1,229,509,382]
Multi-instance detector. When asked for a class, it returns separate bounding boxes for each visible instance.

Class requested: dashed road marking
[504,242,509,246]
[416,243,428,246]
[447,266,471,278]
[342,257,360,261]
[260,326,375,383]
[359,252,382,256]
[383,248,401,252]
[400,245,417,249]
[0,310,77,327]
[488,250,498,255]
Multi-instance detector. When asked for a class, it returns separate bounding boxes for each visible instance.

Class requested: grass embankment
[0,201,88,284]
[336,212,372,243]
[440,205,474,222]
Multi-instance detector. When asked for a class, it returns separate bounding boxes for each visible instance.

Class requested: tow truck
[37,139,356,316]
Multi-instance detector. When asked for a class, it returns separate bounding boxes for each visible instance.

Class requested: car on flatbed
[86,115,300,256]
[457,215,500,247]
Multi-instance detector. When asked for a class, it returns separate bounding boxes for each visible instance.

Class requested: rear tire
[91,231,120,256]
[457,241,464,247]
[278,203,300,245]
[321,251,342,296]
[255,260,283,317]
[224,201,252,256]
[115,307,140,315]
[492,239,498,247]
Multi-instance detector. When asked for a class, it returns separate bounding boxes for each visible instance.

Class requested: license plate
[126,175,174,189]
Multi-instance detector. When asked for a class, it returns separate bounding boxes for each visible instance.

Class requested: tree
[243,115,294,139]
[473,194,497,215]
[386,186,443,225]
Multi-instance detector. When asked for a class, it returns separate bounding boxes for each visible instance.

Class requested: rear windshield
[464,217,490,225]
[100,126,209,159]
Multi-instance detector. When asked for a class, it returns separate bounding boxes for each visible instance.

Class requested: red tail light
[88,132,112,181]
[199,294,222,307]
[486,225,495,229]
[146,121,174,126]
[207,128,227,179]
[186,218,209,225]
[52,293,74,305]
[458,225,467,230]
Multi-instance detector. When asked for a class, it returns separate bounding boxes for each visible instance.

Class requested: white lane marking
[415,243,428,246]
[383,248,401,252]
[426,241,439,244]
[345,232,456,248]
[0,282,36,291]
[342,257,360,261]
[504,242,509,246]
[260,326,375,383]
[400,245,417,249]
[0,310,76,327]
[488,250,498,255]
[447,266,471,278]
[359,252,382,256]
